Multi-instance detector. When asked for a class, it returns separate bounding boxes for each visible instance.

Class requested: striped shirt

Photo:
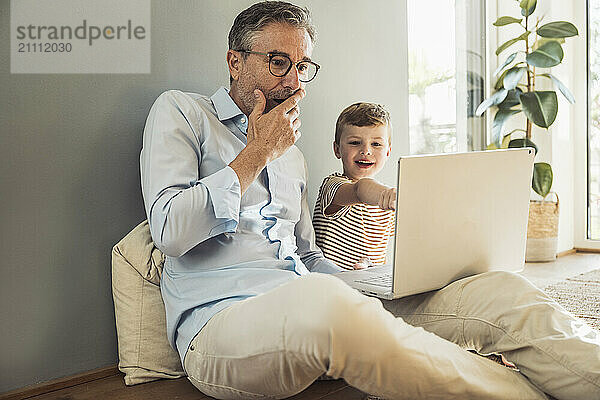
[313,173,395,270]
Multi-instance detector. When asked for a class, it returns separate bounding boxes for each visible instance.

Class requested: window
[589,0,600,240]
[407,0,486,154]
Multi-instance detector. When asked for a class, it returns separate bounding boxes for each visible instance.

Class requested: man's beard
[236,78,297,115]
[265,88,297,112]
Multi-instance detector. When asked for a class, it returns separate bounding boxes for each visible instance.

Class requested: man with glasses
[141,1,600,399]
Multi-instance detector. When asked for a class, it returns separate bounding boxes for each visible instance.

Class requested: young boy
[313,102,396,270]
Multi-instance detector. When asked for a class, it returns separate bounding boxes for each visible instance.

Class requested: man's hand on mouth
[246,88,305,161]
[269,89,300,111]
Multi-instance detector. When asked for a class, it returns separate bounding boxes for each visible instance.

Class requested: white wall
[298,1,409,212]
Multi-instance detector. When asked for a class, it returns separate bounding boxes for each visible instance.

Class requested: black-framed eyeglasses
[236,50,320,83]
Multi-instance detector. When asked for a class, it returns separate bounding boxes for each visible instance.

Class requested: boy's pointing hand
[378,187,396,211]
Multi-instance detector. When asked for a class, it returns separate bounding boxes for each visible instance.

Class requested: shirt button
[240,117,246,123]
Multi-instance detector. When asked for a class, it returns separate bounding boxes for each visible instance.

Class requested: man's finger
[288,106,300,120]
[286,104,300,116]
[279,89,305,113]
[249,90,266,120]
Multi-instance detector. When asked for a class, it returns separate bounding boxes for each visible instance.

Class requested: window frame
[406,0,487,155]
[575,0,600,249]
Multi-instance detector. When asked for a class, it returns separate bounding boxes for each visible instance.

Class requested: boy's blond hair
[334,102,392,145]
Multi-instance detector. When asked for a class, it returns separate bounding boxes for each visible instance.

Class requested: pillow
[111,220,186,385]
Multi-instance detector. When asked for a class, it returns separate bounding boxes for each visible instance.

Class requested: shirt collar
[210,87,246,121]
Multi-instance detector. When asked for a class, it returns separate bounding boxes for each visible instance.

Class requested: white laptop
[334,148,535,300]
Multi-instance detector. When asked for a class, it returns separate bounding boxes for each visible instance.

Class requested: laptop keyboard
[355,273,393,287]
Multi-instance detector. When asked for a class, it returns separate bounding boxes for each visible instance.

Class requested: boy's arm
[326,178,396,214]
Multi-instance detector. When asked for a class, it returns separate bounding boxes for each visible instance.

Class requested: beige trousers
[183,271,600,399]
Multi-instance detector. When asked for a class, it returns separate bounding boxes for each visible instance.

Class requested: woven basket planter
[525,194,559,262]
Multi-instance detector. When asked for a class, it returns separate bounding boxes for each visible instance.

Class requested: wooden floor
[520,251,600,288]
[5,252,599,400]
[15,373,368,400]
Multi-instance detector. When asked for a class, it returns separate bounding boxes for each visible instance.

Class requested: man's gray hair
[228,1,316,52]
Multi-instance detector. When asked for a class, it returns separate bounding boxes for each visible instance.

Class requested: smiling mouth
[355,160,374,168]
[272,98,286,105]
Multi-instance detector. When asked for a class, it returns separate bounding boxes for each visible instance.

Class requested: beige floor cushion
[111,220,186,385]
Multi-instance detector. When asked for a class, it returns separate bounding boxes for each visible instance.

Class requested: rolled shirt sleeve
[140,90,241,257]
[202,166,241,235]
[318,174,353,219]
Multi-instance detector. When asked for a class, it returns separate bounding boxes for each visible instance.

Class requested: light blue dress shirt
[140,87,343,362]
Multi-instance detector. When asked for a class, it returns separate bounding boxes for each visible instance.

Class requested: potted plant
[475,0,579,261]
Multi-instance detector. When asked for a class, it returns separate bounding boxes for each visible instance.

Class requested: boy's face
[334,124,391,180]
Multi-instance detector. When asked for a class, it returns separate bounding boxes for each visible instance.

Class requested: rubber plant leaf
[532,162,553,198]
[526,41,564,68]
[475,89,508,117]
[537,21,579,38]
[519,91,558,128]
